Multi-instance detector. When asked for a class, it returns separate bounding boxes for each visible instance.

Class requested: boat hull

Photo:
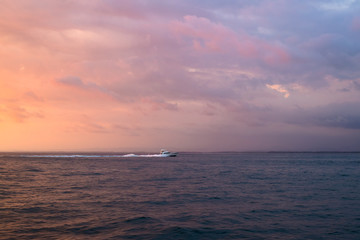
[162,153,178,157]
[160,149,178,157]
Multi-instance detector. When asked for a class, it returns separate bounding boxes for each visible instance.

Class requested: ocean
[1,152,360,239]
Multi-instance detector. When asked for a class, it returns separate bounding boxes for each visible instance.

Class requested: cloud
[264,101,360,130]
[171,15,291,64]
[352,16,360,31]
[23,91,44,102]
[266,84,290,98]
[56,76,86,87]
[310,102,360,129]
[67,122,109,134]
[317,0,356,11]
[1,0,360,151]
[0,105,43,123]
[55,76,121,100]
[353,81,360,91]
[141,98,179,111]
[55,76,110,96]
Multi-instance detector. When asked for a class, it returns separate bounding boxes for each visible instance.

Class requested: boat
[160,149,178,157]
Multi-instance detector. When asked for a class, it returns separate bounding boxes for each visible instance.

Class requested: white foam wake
[22,154,168,158]
[122,154,168,157]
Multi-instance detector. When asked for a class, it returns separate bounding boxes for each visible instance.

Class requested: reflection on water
[1,152,360,239]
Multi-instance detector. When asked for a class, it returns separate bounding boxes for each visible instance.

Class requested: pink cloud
[140,98,179,111]
[66,121,109,134]
[23,91,44,102]
[171,15,290,64]
[172,15,253,54]
[0,1,359,151]
[352,16,360,31]
[0,105,43,123]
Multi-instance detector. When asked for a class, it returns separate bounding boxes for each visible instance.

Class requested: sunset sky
[1,0,360,152]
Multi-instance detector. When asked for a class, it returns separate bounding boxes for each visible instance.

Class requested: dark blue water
[1,152,360,239]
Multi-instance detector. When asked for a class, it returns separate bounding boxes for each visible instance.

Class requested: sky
[0,0,360,152]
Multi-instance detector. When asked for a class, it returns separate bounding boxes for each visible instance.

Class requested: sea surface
[1,152,360,239]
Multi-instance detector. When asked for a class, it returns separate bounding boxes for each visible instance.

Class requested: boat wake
[122,154,170,157]
[21,149,178,158]
[22,153,173,158]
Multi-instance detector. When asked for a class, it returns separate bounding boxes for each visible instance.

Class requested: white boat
[160,149,178,157]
